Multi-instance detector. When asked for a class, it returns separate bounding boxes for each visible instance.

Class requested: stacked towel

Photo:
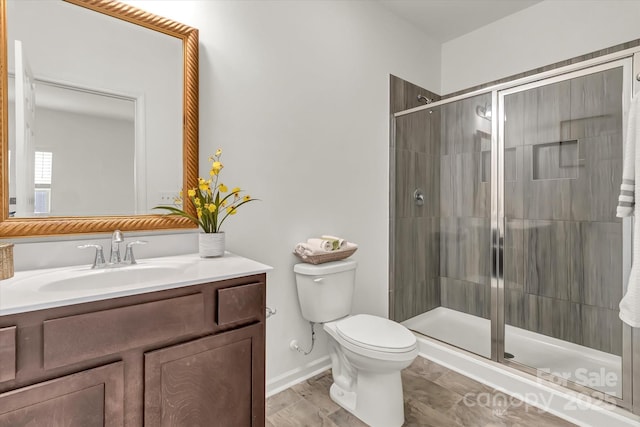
[293,235,351,258]
[307,238,334,252]
[321,235,347,250]
[294,243,315,258]
[618,94,640,328]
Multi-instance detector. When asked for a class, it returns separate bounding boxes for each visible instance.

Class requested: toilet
[294,260,418,427]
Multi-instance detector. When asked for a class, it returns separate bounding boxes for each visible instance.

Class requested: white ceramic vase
[199,232,225,258]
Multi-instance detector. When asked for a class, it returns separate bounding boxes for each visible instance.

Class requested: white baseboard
[266,356,332,397]
[416,335,640,427]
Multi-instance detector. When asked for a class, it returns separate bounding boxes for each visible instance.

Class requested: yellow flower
[206,203,216,213]
[194,198,201,206]
[243,195,251,202]
[212,161,223,173]
[226,207,237,215]
[198,178,210,192]
[232,187,240,194]
[196,207,202,218]
[221,200,227,208]
[219,183,228,193]
[215,148,222,157]
[187,189,196,197]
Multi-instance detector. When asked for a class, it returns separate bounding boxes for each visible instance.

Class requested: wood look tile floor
[266,357,577,427]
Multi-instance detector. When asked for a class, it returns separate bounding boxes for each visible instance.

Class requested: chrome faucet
[78,230,147,268]
[110,230,124,264]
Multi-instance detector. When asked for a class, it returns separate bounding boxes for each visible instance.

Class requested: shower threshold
[402,307,622,397]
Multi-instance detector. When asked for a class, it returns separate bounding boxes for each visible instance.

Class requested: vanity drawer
[43,293,205,370]
[0,326,16,382]
[217,282,264,326]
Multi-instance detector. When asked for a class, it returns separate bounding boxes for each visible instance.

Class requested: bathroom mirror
[0,0,199,237]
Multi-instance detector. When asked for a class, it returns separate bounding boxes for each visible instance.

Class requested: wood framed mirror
[0,0,198,237]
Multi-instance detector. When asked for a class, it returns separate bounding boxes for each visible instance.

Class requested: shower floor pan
[403,306,622,397]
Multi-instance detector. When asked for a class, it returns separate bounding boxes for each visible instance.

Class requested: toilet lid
[335,314,416,353]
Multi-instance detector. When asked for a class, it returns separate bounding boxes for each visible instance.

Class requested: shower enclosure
[391,48,639,411]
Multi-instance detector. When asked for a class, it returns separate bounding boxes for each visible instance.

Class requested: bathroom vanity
[0,253,270,426]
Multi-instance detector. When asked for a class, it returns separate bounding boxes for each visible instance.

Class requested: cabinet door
[145,323,264,427]
[0,362,124,426]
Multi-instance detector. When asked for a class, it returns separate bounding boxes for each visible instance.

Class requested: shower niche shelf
[532,140,580,180]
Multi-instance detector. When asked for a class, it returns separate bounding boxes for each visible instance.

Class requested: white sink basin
[28,262,189,293]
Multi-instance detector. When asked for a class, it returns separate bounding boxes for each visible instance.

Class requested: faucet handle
[78,244,106,269]
[124,240,147,265]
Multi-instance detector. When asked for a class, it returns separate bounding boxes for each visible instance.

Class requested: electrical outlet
[156,192,180,207]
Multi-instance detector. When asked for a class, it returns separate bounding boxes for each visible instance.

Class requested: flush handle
[266,307,277,318]
[313,277,324,283]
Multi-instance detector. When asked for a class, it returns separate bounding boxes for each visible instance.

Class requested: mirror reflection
[6,0,183,218]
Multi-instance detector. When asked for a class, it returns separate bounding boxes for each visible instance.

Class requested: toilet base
[329,383,356,412]
[329,371,405,427]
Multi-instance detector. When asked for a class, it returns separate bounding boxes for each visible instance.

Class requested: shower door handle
[413,189,425,207]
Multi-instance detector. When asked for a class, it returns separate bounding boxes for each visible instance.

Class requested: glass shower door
[436,93,493,357]
[499,60,629,400]
[395,93,494,358]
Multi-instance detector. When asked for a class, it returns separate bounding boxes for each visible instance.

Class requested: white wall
[441,0,640,94]
[122,0,440,390]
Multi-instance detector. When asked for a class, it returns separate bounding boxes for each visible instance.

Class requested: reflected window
[34,150,52,214]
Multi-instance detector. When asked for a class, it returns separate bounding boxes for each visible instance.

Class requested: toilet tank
[294,260,357,323]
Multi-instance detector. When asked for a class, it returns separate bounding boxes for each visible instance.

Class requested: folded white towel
[294,243,313,258]
[619,93,640,328]
[307,238,334,252]
[321,235,347,249]
[294,242,331,259]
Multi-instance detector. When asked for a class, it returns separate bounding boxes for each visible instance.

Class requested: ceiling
[378,0,542,43]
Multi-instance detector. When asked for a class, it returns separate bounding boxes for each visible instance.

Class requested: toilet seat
[335,314,416,353]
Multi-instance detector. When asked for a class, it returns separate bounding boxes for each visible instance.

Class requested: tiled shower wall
[391,75,441,321]
[391,68,624,356]
[502,68,624,355]
[392,89,493,322]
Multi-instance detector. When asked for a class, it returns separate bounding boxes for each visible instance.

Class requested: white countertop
[0,252,272,316]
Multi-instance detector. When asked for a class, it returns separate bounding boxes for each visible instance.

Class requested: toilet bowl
[293,260,418,427]
[324,314,418,427]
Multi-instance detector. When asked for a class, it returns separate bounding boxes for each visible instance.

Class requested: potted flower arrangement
[154,148,257,257]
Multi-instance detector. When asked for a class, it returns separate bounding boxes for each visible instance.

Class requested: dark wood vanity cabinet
[0,362,124,426]
[0,273,266,427]
[145,324,262,426]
